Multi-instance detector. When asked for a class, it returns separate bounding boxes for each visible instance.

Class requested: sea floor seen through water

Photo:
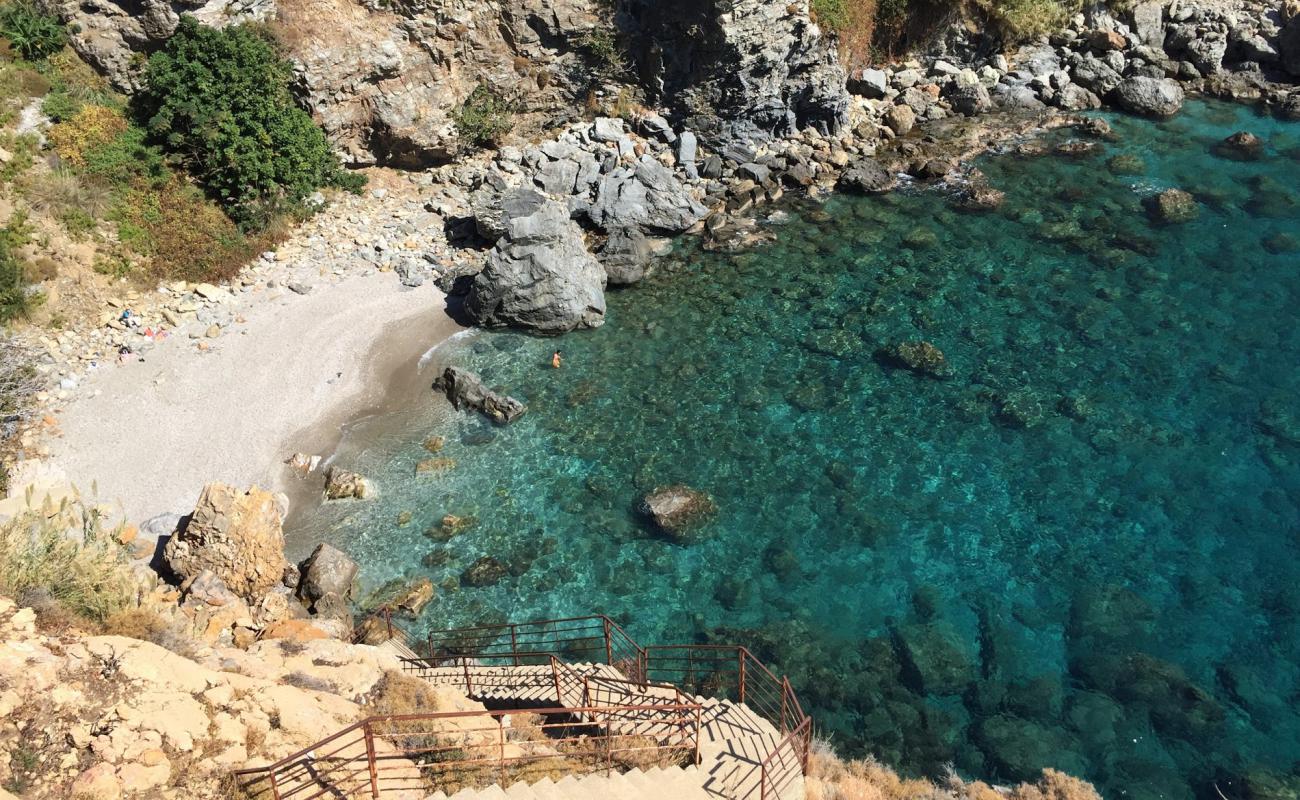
[287,100,1300,800]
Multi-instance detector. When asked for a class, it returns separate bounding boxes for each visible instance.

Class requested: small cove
[286,100,1300,799]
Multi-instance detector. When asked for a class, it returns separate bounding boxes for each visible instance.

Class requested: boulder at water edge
[297,543,358,605]
[465,192,607,333]
[1112,76,1184,117]
[163,483,288,602]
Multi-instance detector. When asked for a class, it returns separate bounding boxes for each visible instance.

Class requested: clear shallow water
[289,100,1300,799]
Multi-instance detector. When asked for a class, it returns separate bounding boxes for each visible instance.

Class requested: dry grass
[20,167,113,220]
[806,738,1103,800]
[0,501,136,624]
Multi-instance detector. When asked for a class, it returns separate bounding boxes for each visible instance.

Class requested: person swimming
[552,350,562,369]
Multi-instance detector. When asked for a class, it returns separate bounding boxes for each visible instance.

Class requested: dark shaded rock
[877,341,952,378]
[1263,232,1300,254]
[433,366,526,425]
[1112,76,1185,117]
[620,0,849,142]
[838,158,897,194]
[297,543,358,606]
[895,621,977,695]
[639,484,717,540]
[465,196,606,333]
[598,227,672,286]
[1146,188,1199,224]
[1212,131,1265,161]
[946,82,992,116]
[462,556,509,587]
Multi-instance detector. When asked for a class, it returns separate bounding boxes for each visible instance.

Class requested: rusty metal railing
[238,614,811,799]
[233,703,702,800]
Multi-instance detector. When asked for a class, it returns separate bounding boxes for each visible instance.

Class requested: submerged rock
[433,366,526,425]
[1112,76,1185,117]
[876,341,952,379]
[1146,188,1199,224]
[895,621,977,695]
[639,484,717,540]
[1212,131,1265,161]
[461,556,509,587]
[324,468,375,500]
[163,483,288,602]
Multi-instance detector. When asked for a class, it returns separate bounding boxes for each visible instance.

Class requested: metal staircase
[234,615,810,800]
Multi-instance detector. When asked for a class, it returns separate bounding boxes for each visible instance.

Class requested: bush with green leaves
[0,212,35,323]
[136,17,362,229]
[453,84,516,150]
[0,0,66,61]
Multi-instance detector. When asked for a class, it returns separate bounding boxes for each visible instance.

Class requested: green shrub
[41,49,119,122]
[80,123,168,188]
[0,0,65,61]
[812,0,852,30]
[136,17,362,230]
[113,178,255,283]
[0,132,38,184]
[453,84,515,149]
[573,27,628,79]
[0,212,35,322]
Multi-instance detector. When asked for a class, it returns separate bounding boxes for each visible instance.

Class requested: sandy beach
[42,272,463,526]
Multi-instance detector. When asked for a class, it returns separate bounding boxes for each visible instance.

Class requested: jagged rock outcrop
[43,0,275,92]
[618,0,849,144]
[588,156,709,233]
[162,483,288,602]
[464,191,607,333]
[433,366,527,424]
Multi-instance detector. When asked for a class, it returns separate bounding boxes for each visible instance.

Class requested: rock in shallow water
[639,484,717,540]
[876,341,952,378]
[1146,188,1200,224]
[324,468,375,500]
[433,366,526,425]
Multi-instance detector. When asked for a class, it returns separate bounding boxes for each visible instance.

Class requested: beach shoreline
[39,272,464,528]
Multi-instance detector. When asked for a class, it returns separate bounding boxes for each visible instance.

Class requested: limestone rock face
[620,0,849,144]
[163,483,288,602]
[465,195,607,333]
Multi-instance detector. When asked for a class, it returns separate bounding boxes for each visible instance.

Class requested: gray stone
[1129,0,1165,47]
[639,112,676,143]
[432,366,527,424]
[297,543,358,605]
[736,162,772,183]
[852,68,890,98]
[1112,76,1185,117]
[589,157,708,234]
[592,117,625,142]
[1071,55,1124,94]
[465,198,607,333]
[534,158,580,196]
[599,227,672,286]
[838,158,897,194]
[473,186,549,242]
[701,154,724,179]
[946,82,992,115]
[677,131,699,165]
[991,84,1047,110]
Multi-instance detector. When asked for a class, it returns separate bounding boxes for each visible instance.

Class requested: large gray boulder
[1112,76,1185,117]
[297,544,358,605]
[465,196,607,333]
[588,157,708,234]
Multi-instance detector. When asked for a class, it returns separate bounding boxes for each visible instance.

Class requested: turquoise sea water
[288,100,1300,799]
